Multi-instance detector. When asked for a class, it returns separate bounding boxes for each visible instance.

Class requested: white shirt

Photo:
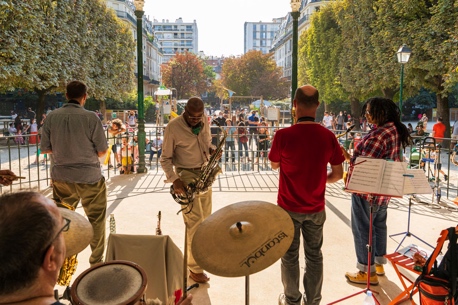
[323,115,333,128]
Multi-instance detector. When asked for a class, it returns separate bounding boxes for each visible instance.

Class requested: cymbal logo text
[240,231,288,268]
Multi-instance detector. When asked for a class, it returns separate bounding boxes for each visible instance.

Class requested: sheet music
[403,169,433,195]
[379,161,407,197]
[346,157,385,194]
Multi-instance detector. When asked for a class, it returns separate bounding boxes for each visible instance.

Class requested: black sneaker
[444,175,448,181]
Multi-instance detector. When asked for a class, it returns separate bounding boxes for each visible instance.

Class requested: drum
[71,260,147,305]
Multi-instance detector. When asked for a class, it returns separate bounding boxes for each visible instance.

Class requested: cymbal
[58,208,93,257]
[192,201,294,277]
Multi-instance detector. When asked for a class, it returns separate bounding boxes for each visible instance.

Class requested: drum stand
[328,196,380,305]
[389,195,434,252]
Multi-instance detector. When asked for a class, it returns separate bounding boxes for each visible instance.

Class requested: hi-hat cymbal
[192,201,294,277]
[58,208,93,257]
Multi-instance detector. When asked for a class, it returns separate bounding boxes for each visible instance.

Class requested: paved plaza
[44,169,458,305]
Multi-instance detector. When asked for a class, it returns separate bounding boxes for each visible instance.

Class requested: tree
[375,0,458,140]
[0,0,135,120]
[161,52,209,99]
[220,51,290,100]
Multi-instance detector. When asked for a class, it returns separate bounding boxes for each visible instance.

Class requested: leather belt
[179,167,202,171]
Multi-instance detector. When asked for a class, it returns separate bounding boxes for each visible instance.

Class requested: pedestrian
[270,85,344,305]
[160,96,216,284]
[432,116,446,144]
[148,134,163,164]
[451,120,458,151]
[344,97,411,285]
[224,119,236,163]
[27,107,36,124]
[336,111,345,131]
[237,122,250,162]
[420,113,428,131]
[40,80,108,266]
[107,118,125,169]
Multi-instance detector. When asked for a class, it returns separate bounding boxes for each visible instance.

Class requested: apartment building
[152,18,199,63]
[270,0,330,80]
[244,18,284,54]
[105,0,162,96]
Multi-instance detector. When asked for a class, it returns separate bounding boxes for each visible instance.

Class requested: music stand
[389,195,434,252]
[328,195,380,305]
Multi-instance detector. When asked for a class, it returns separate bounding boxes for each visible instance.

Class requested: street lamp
[134,0,147,173]
[290,0,300,124]
[397,44,411,121]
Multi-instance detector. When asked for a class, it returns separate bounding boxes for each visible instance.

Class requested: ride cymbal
[58,207,93,257]
[192,201,294,277]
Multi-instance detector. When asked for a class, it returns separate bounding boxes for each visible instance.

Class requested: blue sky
[144,0,291,57]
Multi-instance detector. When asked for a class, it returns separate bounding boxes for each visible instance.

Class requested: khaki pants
[177,168,212,274]
[53,177,107,265]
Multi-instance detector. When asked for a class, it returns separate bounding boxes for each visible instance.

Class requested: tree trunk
[349,97,361,131]
[100,100,107,124]
[436,93,450,149]
[381,87,396,100]
[34,87,54,124]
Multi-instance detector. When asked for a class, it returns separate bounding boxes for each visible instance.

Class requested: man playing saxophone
[160,96,215,284]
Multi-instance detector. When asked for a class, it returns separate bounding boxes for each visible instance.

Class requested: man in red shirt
[432,116,446,143]
[269,85,344,305]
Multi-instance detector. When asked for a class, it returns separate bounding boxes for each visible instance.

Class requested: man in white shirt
[148,135,163,163]
[322,112,333,130]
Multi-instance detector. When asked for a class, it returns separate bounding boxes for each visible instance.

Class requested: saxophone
[170,120,227,205]
[57,203,78,287]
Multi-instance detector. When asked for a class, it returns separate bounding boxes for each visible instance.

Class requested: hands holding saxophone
[0,170,22,186]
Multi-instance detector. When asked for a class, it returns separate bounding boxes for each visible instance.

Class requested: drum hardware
[156,211,162,235]
[54,206,93,301]
[70,260,147,305]
[191,200,294,305]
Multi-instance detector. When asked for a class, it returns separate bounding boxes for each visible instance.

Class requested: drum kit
[192,200,294,305]
[56,208,148,305]
[57,200,293,305]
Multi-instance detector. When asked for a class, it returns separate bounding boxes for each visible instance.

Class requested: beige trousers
[177,168,213,274]
[52,177,107,265]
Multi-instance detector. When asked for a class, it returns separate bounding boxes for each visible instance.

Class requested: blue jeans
[238,140,249,157]
[149,149,162,161]
[351,194,387,273]
[281,209,325,305]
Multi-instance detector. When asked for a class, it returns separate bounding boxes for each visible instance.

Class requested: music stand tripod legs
[389,195,434,252]
[328,201,380,305]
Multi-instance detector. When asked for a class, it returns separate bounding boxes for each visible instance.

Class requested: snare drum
[71,260,147,305]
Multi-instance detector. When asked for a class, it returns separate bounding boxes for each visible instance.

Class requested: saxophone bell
[336,124,355,139]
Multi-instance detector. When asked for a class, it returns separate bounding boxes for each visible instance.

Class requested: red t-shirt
[269,124,345,213]
[433,122,446,141]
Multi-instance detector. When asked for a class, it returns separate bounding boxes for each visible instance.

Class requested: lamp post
[290,0,300,125]
[134,0,146,173]
[397,44,411,121]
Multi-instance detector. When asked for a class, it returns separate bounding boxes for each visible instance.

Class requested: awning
[154,89,172,96]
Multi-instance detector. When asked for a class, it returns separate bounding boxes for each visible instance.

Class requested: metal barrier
[2,126,458,201]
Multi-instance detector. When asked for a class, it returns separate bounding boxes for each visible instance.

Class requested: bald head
[295,85,319,108]
[186,97,204,112]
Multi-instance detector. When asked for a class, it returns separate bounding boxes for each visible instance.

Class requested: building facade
[270,0,330,80]
[152,18,199,63]
[244,18,284,54]
[105,0,162,96]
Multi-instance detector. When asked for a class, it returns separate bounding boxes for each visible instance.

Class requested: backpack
[411,227,457,304]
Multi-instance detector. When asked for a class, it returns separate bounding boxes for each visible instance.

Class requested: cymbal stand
[389,195,434,252]
[245,275,250,305]
[328,196,380,305]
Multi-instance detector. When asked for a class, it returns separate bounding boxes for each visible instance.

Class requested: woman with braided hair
[345,97,412,286]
